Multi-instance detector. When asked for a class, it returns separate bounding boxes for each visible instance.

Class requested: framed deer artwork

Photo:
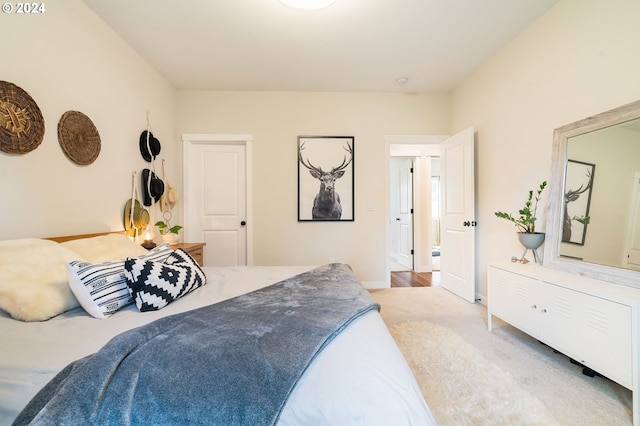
[298,136,354,221]
[562,159,595,245]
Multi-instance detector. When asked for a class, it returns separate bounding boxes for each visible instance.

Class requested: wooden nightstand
[172,242,206,266]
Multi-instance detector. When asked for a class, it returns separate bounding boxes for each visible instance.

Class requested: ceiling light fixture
[396,77,409,85]
[279,0,337,11]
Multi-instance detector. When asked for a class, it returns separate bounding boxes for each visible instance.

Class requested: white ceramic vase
[161,233,179,245]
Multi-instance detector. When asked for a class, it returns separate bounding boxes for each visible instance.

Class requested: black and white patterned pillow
[67,243,173,318]
[124,249,206,312]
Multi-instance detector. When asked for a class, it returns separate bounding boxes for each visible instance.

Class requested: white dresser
[487,261,640,425]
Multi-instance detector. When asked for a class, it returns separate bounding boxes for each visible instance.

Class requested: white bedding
[0,265,435,425]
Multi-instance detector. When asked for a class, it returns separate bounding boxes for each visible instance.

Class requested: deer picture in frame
[562,159,595,245]
[298,136,355,221]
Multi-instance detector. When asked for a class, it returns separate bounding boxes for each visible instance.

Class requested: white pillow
[0,238,87,322]
[67,243,173,318]
[61,234,148,262]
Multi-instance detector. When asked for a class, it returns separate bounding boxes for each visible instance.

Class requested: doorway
[389,156,442,272]
[386,135,446,282]
[623,171,640,270]
[430,158,441,271]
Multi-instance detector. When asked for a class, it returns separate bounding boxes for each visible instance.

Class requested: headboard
[45,231,126,243]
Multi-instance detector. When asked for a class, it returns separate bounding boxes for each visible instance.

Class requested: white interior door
[395,158,413,270]
[623,172,640,270]
[391,157,414,269]
[183,135,251,267]
[440,127,476,302]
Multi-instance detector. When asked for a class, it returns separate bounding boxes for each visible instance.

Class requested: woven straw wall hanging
[57,110,101,165]
[0,80,45,155]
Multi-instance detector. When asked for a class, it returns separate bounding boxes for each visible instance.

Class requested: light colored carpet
[372,287,632,426]
[389,321,559,425]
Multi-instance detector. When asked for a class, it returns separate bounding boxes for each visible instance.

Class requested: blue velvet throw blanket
[13,263,379,426]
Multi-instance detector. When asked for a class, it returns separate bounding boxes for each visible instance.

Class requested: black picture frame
[562,159,595,245]
[298,136,354,221]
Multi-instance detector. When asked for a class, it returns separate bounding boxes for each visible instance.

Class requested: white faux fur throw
[0,239,86,322]
[60,234,147,262]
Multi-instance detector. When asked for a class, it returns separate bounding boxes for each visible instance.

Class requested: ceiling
[83,0,559,93]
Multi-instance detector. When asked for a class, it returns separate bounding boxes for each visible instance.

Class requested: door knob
[240,221,246,226]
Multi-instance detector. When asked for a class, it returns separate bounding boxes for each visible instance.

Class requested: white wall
[451,0,640,299]
[5,0,639,293]
[176,91,450,285]
[0,0,176,241]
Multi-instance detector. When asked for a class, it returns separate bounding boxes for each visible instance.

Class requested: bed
[0,232,435,425]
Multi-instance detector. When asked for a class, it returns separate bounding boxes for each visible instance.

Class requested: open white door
[623,172,640,271]
[183,135,252,267]
[440,127,476,303]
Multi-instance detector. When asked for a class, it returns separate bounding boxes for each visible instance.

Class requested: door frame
[384,134,448,286]
[182,133,254,265]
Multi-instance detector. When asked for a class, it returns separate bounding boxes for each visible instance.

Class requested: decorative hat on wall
[141,168,164,206]
[123,198,150,235]
[0,80,45,155]
[139,130,161,162]
[159,158,178,212]
[125,170,149,238]
[57,110,101,165]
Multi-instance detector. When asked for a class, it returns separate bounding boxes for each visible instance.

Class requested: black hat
[141,168,165,206]
[139,130,161,162]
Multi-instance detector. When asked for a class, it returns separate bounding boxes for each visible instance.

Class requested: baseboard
[362,281,389,290]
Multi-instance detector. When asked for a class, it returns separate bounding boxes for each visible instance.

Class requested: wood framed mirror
[544,100,640,288]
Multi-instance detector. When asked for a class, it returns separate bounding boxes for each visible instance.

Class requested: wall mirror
[544,100,640,288]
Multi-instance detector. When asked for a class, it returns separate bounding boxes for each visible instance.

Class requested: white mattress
[0,266,435,425]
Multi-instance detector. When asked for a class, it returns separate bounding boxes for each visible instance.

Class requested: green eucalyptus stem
[495,181,547,234]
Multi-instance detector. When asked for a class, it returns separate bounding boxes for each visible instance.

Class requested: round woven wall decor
[57,110,101,165]
[0,80,45,155]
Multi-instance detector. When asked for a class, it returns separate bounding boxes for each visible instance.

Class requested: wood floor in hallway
[390,271,439,287]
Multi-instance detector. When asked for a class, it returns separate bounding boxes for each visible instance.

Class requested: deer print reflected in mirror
[562,159,595,245]
[298,136,354,221]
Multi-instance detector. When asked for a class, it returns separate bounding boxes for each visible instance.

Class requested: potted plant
[155,219,183,245]
[495,181,547,262]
